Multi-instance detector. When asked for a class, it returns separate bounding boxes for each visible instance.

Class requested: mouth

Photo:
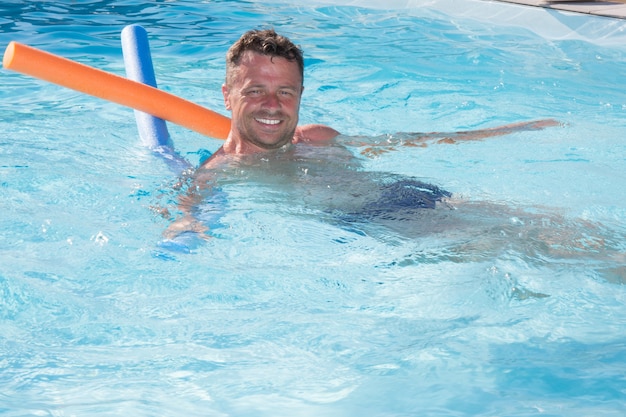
[255,117,282,126]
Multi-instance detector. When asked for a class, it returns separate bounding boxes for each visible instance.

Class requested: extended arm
[336,119,561,156]
[432,119,562,143]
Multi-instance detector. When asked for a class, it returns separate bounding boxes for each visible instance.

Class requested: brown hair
[225,29,304,85]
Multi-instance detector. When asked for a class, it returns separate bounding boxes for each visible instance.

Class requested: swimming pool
[1,0,625,415]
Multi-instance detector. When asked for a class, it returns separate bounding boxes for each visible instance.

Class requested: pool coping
[496,0,626,19]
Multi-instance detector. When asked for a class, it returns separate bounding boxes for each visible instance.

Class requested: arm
[161,166,217,240]
[438,119,561,143]
[162,192,210,240]
[337,119,562,156]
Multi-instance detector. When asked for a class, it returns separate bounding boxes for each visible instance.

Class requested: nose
[262,92,280,110]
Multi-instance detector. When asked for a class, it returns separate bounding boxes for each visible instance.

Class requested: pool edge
[496,0,626,20]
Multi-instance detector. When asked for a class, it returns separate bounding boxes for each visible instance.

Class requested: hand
[163,215,210,240]
[499,118,561,131]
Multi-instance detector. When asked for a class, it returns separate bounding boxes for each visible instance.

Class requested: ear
[222,84,231,111]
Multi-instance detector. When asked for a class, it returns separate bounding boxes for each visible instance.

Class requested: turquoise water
[1,0,626,415]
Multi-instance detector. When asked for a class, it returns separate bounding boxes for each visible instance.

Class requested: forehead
[230,51,302,86]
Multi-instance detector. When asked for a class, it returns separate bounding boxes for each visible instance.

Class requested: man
[205,28,557,163]
[163,29,559,240]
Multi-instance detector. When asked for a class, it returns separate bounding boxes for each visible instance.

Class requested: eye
[245,88,263,96]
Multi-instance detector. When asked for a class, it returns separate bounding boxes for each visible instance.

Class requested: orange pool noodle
[2,41,231,140]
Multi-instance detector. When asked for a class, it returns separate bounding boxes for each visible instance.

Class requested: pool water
[1,0,626,415]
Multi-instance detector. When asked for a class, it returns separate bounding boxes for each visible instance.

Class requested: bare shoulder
[293,124,340,143]
[199,147,226,169]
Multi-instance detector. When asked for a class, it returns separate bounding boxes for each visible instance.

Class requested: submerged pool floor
[497,0,626,19]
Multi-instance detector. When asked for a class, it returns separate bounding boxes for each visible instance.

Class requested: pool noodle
[119,24,195,174]
[121,24,171,148]
[2,41,231,140]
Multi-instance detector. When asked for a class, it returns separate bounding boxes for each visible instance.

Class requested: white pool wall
[263,0,626,45]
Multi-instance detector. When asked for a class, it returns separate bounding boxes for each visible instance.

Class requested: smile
[255,118,282,125]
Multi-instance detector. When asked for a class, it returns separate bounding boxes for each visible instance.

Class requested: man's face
[223,51,303,151]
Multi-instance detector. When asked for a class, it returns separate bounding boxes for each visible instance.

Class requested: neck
[222,132,293,155]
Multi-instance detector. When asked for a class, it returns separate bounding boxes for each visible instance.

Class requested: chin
[263,141,291,150]
[255,135,293,150]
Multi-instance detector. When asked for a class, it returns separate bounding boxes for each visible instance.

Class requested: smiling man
[205,28,339,160]
[203,29,556,166]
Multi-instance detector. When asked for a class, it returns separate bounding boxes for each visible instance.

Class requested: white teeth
[256,118,281,125]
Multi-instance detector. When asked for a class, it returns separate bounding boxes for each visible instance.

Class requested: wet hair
[225,29,304,86]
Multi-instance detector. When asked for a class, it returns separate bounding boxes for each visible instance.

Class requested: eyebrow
[242,83,301,91]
